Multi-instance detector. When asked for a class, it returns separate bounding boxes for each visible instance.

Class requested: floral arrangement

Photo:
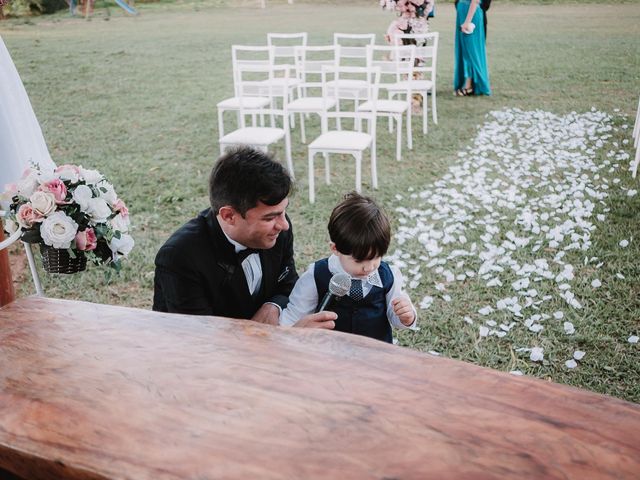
[2,164,134,271]
[380,0,435,41]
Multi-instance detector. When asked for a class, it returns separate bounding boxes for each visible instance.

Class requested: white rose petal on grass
[628,335,639,344]
[479,326,489,337]
[530,347,544,362]
[509,370,524,376]
[553,311,564,320]
[40,211,78,249]
[616,273,625,280]
[478,306,494,316]
[565,359,578,369]
[442,294,452,302]
[619,239,629,248]
[627,189,637,197]
[564,322,575,335]
[573,350,586,360]
[591,279,602,288]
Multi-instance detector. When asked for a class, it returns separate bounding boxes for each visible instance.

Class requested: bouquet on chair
[1,165,133,272]
[380,0,435,41]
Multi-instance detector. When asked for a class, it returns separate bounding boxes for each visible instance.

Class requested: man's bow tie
[237,248,259,262]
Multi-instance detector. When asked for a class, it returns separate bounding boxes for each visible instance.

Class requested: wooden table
[1,297,639,480]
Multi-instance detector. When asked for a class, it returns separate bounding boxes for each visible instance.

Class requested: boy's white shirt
[280,254,418,329]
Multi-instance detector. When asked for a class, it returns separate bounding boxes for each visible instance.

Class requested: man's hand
[293,311,337,329]
[392,297,416,326]
[251,303,280,326]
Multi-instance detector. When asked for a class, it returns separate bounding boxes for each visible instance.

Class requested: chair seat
[386,79,434,92]
[309,131,372,151]
[357,100,408,114]
[217,96,271,109]
[287,97,337,112]
[220,127,285,146]
[326,79,369,97]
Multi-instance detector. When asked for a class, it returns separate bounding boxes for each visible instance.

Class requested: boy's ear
[218,206,237,225]
[329,242,338,254]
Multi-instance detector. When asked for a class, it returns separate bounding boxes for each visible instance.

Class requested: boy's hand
[392,297,416,326]
[293,311,337,329]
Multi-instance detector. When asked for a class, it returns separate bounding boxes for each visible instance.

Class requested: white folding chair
[632,95,640,178]
[286,45,339,143]
[217,45,273,138]
[0,210,44,296]
[219,64,294,178]
[386,32,439,134]
[265,33,305,120]
[307,66,381,203]
[358,44,416,161]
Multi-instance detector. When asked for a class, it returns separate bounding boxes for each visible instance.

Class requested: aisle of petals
[389,108,635,371]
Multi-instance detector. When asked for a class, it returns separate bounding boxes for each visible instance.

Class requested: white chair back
[231,45,274,97]
[333,33,375,66]
[394,32,439,86]
[366,44,416,87]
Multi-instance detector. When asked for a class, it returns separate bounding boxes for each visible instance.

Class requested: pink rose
[40,178,68,204]
[75,228,97,251]
[112,199,129,217]
[16,203,44,228]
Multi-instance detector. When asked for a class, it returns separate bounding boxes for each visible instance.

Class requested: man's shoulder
[155,209,215,263]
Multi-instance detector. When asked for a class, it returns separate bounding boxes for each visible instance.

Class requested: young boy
[280,192,417,343]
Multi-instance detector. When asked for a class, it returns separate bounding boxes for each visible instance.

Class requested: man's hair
[328,192,391,261]
[209,147,292,216]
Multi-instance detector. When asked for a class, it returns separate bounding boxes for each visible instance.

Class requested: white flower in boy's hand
[40,211,78,249]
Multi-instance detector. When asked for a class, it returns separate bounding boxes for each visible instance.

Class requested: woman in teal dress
[454,0,491,96]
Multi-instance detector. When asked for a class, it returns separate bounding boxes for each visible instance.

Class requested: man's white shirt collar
[327,254,383,288]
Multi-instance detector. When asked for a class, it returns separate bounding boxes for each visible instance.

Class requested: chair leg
[422,92,428,135]
[217,109,225,138]
[633,144,640,179]
[308,150,316,203]
[431,89,438,125]
[300,113,306,144]
[324,153,330,185]
[23,242,44,296]
[371,142,378,189]
[354,152,362,193]
[406,108,413,150]
[396,114,403,161]
[284,131,294,180]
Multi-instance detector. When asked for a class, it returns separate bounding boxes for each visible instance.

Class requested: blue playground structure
[68,0,138,17]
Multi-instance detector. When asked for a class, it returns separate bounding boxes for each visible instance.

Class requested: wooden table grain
[0,297,639,480]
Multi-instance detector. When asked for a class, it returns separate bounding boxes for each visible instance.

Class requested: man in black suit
[153,147,336,328]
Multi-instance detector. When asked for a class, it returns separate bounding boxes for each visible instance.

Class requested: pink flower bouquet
[2,165,133,271]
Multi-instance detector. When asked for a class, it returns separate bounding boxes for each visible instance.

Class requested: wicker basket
[40,244,87,274]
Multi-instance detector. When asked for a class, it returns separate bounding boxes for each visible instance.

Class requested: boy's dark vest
[313,258,394,343]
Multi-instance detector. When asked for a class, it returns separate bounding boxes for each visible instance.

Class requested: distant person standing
[453,0,491,96]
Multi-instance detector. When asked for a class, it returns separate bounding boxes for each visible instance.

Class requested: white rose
[40,211,78,249]
[79,167,103,185]
[16,171,40,198]
[109,213,130,233]
[97,181,117,206]
[86,197,112,224]
[4,217,18,234]
[30,191,57,216]
[72,185,94,211]
[109,233,134,259]
[55,165,80,183]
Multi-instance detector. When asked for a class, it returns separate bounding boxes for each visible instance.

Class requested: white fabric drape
[0,35,55,193]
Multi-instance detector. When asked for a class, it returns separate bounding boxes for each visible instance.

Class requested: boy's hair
[328,192,391,261]
[209,146,292,216]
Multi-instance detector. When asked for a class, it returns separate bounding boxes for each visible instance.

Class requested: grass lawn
[1,0,639,401]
